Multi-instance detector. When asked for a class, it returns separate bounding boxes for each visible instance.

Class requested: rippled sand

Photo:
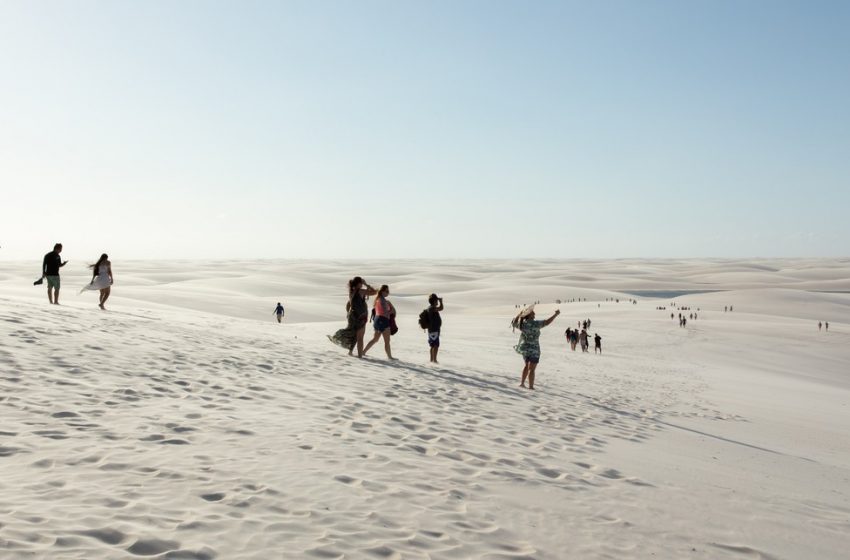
[1,259,848,559]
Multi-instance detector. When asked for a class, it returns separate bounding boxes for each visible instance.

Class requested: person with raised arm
[512,305,560,390]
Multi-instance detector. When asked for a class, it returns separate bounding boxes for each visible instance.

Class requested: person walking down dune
[512,305,560,390]
[363,285,396,360]
[329,276,377,356]
[273,302,285,323]
[80,253,113,310]
[42,243,68,305]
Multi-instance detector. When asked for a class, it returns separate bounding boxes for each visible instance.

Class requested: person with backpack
[419,293,444,363]
[363,284,397,360]
[512,305,560,390]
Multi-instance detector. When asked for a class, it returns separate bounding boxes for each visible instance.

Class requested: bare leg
[54,288,60,305]
[362,330,382,356]
[99,287,111,309]
[528,362,538,390]
[356,326,367,357]
[382,330,393,359]
[47,287,54,304]
[520,362,529,387]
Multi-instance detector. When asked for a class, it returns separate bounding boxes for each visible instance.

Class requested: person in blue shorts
[363,285,396,360]
[273,302,285,323]
[513,305,560,390]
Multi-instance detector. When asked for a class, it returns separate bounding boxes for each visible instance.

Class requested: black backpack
[418,309,430,330]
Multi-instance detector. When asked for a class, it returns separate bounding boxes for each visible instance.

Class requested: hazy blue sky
[1,0,848,260]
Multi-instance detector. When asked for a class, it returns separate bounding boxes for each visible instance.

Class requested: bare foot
[520,383,526,388]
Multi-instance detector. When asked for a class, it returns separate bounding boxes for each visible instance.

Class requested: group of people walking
[564,326,601,353]
[36,243,114,309]
[328,277,445,363]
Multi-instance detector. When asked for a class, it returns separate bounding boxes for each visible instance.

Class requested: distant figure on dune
[565,327,572,347]
[363,285,397,360]
[329,276,377,357]
[724,306,728,312]
[42,243,68,305]
[273,302,285,323]
[825,322,829,332]
[80,253,113,310]
[512,305,560,390]
[594,333,602,354]
[818,321,822,331]
[420,293,444,363]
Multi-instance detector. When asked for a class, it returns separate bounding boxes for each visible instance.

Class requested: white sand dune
[1,259,848,559]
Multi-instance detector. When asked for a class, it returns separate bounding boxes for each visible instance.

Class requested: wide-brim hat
[518,304,535,318]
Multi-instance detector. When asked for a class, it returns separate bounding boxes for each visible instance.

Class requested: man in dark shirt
[42,243,68,304]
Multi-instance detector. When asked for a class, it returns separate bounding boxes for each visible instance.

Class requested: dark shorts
[428,332,440,348]
[374,315,391,332]
[46,276,60,289]
[523,354,540,364]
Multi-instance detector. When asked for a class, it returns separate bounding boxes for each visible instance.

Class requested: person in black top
[42,243,68,304]
[594,333,602,354]
[427,293,444,363]
[328,276,377,357]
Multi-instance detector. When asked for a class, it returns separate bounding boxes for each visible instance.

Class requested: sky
[1,0,848,260]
